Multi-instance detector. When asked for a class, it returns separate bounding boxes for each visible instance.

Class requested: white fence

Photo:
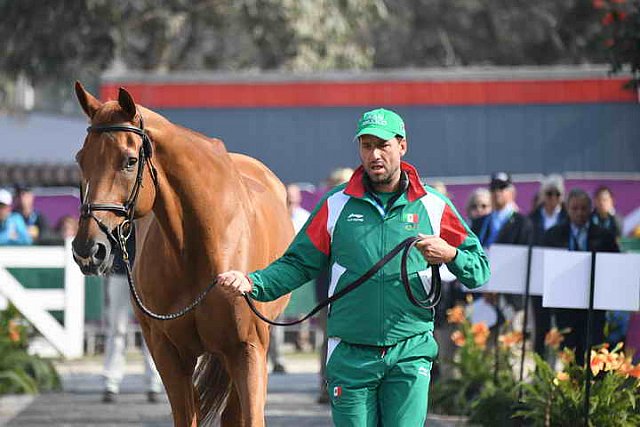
[0,239,84,359]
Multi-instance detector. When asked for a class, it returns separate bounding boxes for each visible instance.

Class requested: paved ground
[0,352,469,426]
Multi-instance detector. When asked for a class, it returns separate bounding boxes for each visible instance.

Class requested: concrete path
[1,353,467,426]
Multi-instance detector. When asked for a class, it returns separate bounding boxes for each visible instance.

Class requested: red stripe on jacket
[306,201,330,255]
[440,204,468,248]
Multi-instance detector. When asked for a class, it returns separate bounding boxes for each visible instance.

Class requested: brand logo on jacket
[347,213,364,222]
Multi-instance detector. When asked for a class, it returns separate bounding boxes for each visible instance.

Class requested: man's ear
[399,137,408,156]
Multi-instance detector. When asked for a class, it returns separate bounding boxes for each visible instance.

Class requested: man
[472,172,532,248]
[0,189,32,246]
[528,175,568,356]
[218,108,489,426]
[102,228,163,403]
[591,186,623,239]
[471,172,533,325]
[543,189,618,364]
[13,184,49,243]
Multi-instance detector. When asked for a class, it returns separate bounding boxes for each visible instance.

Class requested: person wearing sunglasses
[528,175,568,357]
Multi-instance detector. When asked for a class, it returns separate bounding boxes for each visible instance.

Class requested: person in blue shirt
[0,189,32,246]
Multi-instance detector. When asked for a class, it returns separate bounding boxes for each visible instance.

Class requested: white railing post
[64,238,85,359]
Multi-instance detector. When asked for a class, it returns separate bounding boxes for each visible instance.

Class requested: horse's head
[72,82,157,275]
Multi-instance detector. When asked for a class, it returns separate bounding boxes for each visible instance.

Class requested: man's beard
[366,165,398,186]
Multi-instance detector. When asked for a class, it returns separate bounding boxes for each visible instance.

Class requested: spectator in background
[465,187,492,221]
[471,172,533,329]
[316,166,353,404]
[13,184,49,243]
[102,227,163,404]
[472,172,532,248]
[55,215,79,240]
[591,186,623,239]
[0,189,32,246]
[528,175,568,357]
[431,180,449,199]
[543,189,619,364]
[287,183,313,353]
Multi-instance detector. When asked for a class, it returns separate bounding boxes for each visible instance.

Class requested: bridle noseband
[80,114,158,248]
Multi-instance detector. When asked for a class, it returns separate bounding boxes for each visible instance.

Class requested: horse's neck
[149,120,251,273]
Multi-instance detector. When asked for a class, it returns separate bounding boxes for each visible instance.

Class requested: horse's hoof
[102,391,117,404]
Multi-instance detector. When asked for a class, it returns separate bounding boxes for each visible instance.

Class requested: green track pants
[326,330,438,427]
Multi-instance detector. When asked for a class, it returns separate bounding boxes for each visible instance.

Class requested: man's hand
[216,271,253,297]
[415,234,457,264]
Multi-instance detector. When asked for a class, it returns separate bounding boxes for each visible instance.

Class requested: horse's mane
[93,102,227,153]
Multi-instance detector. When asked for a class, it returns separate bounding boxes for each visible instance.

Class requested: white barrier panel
[469,244,640,311]
[0,239,84,359]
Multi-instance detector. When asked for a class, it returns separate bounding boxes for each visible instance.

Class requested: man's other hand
[415,233,457,264]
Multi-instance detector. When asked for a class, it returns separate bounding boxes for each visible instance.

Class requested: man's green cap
[355,108,406,140]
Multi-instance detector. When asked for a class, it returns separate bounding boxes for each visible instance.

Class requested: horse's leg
[223,341,268,427]
[142,325,199,427]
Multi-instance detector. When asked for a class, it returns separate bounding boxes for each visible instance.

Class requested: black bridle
[80,115,158,246]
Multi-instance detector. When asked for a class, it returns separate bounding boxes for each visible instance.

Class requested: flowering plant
[517,339,640,426]
[0,305,60,394]
[431,303,519,420]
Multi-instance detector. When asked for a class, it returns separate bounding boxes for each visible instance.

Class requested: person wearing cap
[13,184,50,243]
[217,108,490,425]
[528,175,568,357]
[470,173,532,330]
[0,189,32,246]
[471,172,533,249]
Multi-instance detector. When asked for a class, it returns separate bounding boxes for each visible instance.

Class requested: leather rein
[244,236,442,326]
[80,114,442,323]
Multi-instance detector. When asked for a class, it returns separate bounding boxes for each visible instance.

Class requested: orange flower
[544,328,565,349]
[556,371,570,382]
[471,322,490,348]
[446,305,466,324]
[626,364,640,378]
[7,320,20,343]
[498,331,523,349]
[451,330,465,347]
[559,348,574,365]
[590,350,606,376]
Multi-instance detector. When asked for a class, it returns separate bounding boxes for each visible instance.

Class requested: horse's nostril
[93,242,107,263]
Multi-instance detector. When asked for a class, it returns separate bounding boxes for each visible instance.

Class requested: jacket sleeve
[439,200,490,289]
[248,194,332,302]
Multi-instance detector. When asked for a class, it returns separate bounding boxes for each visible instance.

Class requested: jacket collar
[344,161,427,202]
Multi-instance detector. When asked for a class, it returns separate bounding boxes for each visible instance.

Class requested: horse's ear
[75,81,102,119]
[118,87,137,121]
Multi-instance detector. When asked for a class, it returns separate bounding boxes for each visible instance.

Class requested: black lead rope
[244,236,442,327]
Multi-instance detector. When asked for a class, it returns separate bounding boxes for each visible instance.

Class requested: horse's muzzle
[72,236,114,275]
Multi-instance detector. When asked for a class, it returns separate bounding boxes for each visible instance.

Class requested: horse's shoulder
[229,153,286,199]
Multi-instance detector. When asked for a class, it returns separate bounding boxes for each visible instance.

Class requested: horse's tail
[193,352,232,425]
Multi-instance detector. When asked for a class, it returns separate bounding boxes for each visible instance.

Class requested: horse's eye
[125,156,138,169]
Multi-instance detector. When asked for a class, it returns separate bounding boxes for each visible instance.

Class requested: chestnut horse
[71,82,292,426]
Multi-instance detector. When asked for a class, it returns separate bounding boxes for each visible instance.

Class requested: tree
[595,0,640,88]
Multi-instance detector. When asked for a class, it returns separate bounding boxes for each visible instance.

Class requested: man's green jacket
[249,162,490,346]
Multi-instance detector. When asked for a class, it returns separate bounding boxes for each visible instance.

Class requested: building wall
[101,68,640,185]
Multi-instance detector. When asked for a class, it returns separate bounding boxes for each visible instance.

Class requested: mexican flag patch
[333,386,342,397]
[404,213,418,223]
